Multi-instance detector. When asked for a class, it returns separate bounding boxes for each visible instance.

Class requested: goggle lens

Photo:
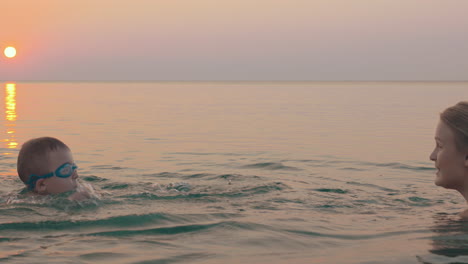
[56,163,78,178]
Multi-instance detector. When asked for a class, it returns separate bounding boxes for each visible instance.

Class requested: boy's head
[17,137,79,194]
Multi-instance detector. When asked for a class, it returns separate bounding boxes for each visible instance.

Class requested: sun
[4,46,17,58]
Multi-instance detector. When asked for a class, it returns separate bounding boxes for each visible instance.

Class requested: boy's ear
[465,154,468,167]
[35,179,47,194]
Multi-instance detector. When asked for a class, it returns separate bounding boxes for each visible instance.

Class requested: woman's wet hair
[17,137,70,183]
[440,101,468,152]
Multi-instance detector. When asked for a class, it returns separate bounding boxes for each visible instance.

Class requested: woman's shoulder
[458,209,468,220]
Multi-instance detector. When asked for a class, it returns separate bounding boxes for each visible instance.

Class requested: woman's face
[430,120,468,190]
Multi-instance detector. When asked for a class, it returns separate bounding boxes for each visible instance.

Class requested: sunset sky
[1,0,467,81]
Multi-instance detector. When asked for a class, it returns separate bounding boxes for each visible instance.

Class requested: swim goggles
[26,163,78,190]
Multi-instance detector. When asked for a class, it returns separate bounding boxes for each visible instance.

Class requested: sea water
[0,81,468,264]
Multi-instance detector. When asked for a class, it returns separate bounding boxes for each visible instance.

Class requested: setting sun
[4,46,17,58]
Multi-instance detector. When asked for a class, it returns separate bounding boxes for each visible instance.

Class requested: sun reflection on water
[3,83,17,151]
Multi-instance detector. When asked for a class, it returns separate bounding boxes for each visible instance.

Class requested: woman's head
[430,102,468,191]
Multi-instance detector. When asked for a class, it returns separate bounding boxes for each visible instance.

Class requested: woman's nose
[430,149,437,161]
[72,171,79,180]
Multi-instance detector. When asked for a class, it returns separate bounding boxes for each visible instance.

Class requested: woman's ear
[35,178,47,194]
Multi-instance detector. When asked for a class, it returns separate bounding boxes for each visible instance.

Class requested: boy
[17,137,90,200]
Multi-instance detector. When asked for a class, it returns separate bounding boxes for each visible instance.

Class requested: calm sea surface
[1,82,468,264]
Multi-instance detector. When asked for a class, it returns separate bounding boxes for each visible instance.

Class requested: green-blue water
[1,82,468,263]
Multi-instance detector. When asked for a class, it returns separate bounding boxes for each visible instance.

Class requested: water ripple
[241,162,300,171]
[283,228,431,240]
[132,253,214,264]
[313,188,349,194]
[0,213,241,232]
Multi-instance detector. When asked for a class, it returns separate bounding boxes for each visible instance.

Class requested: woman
[430,101,468,217]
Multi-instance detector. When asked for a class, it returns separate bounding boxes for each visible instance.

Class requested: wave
[358,161,434,171]
[282,227,431,240]
[241,162,300,171]
[345,181,398,193]
[286,158,434,172]
[132,253,214,264]
[167,152,250,156]
[89,165,127,170]
[313,188,348,194]
[0,213,240,232]
[117,182,289,201]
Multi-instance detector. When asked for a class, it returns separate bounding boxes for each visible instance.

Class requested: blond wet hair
[440,101,468,152]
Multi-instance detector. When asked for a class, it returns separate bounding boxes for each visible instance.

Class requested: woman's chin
[435,177,460,190]
[434,176,447,188]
